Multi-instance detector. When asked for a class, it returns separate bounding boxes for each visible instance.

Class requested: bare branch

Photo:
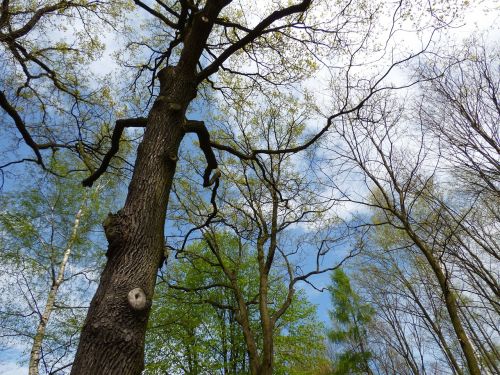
[183,119,219,187]
[82,117,147,187]
[0,90,44,166]
[133,0,178,29]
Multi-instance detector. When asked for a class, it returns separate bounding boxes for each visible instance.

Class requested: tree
[327,268,373,375]
[145,236,329,375]
[354,236,469,374]
[145,235,250,375]
[325,98,483,374]
[0,1,125,176]
[320,36,499,375]
[163,93,350,374]
[417,38,499,198]
[1,1,469,373]
[0,159,118,374]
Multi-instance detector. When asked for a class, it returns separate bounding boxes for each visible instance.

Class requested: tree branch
[0,90,44,166]
[197,0,312,82]
[82,117,147,187]
[133,0,178,29]
[183,119,219,187]
[0,1,76,41]
[168,282,233,292]
[0,0,10,28]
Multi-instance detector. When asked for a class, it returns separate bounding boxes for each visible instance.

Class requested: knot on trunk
[157,66,197,103]
[127,288,147,311]
[103,210,125,257]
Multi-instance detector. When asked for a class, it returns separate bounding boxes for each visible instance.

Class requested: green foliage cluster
[328,269,373,375]
[145,234,330,375]
[0,156,120,369]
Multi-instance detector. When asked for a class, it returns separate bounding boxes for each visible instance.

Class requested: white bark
[28,196,86,375]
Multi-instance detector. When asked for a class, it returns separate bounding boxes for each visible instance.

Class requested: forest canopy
[0,1,498,374]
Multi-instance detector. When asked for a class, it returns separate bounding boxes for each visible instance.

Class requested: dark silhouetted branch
[82,117,147,187]
[198,0,312,82]
[0,90,44,166]
[183,119,219,187]
[133,0,178,28]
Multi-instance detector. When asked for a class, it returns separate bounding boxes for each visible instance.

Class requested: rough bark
[29,201,85,375]
[71,69,193,374]
[71,3,228,373]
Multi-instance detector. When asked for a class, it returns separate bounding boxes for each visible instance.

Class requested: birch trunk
[28,195,86,375]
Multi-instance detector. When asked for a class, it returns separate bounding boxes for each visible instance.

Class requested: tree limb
[133,0,178,29]
[82,117,147,187]
[0,1,77,41]
[197,0,312,82]
[0,90,44,166]
[183,119,219,187]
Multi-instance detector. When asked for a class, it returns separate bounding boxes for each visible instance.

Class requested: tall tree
[320,36,499,374]
[328,268,374,375]
[145,236,329,375]
[73,3,319,373]
[354,237,469,374]
[73,1,438,372]
[325,98,483,375]
[165,92,349,374]
[0,159,118,374]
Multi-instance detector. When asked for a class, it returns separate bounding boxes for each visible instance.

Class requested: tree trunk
[404,226,482,375]
[258,272,274,375]
[234,286,260,374]
[71,68,197,374]
[257,189,281,375]
[398,268,464,375]
[459,304,500,374]
[29,200,85,375]
[220,310,229,374]
[70,0,235,371]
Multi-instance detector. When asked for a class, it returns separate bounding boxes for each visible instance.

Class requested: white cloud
[0,362,27,375]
